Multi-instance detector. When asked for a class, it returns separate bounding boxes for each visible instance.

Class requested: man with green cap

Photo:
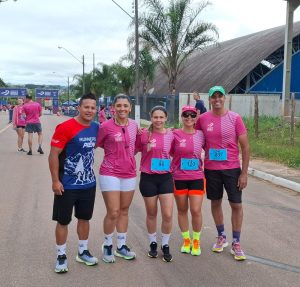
[195,86,249,261]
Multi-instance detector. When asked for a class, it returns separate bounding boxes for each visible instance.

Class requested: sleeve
[236,115,247,137]
[51,124,70,149]
[169,131,176,157]
[96,124,106,148]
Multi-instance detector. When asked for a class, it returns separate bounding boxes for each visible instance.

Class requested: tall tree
[139,0,218,93]
[0,77,6,87]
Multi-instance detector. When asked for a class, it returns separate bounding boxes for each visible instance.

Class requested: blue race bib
[180,158,199,170]
[209,149,227,161]
[151,158,171,171]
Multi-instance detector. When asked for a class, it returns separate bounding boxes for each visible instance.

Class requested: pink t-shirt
[171,129,205,180]
[98,109,107,123]
[97,118,138,178]
[23,101,42,124]
[196,110,247,170]
[136,129,174,174]
[12,105,26,127]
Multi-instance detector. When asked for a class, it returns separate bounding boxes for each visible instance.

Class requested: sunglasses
[182,112,197,118]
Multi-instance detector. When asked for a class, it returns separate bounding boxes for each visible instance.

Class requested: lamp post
[58,46,85,95]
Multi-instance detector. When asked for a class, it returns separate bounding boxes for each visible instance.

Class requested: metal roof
[151,21,300,95]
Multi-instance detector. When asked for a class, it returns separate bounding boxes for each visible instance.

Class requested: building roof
[151,21,300,95]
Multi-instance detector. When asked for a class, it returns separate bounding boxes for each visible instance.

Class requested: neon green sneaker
[191,239,201,256]
[180,238,191,253]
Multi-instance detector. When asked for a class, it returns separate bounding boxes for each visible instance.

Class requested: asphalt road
[0,113,299,287]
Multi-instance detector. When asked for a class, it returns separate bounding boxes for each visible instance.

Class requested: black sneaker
[148,242,158,258]
[27,150,32,155]
[18,148,27,152]
[37,147,44,154]
[161,244,173,262]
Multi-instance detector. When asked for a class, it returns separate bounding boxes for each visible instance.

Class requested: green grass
[244,116,300,168]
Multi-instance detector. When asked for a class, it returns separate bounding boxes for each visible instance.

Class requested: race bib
[180,158,199,170]
[209,149,227,161]
[151,158,170,171]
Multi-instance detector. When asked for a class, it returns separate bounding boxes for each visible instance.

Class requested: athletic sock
[117,232,127,249]
[216,224,226,238]
[148,232,157,244]
[193,231,201,241]
[78,239,88,254]
[161,233,171,246]
[232,231,240,244]
[104,232,114,246]
[181,230,190,240]
[56,243,66,256]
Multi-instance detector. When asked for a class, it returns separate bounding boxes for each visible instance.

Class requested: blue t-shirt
[195,99,207,114]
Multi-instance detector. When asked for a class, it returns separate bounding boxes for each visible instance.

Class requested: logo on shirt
[179,139,186,147]
[114,132,123,142]
[79,137,96,148]
[51,139,60,144]
[207,122,214,132]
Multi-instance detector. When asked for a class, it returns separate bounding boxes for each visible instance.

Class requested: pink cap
[182,105,197,113]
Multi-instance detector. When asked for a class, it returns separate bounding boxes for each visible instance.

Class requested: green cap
[208,86,226,97]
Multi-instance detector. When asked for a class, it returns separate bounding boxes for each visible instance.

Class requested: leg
[211,199,223,226]
[116,191,135,233]
[55,223,68,245]
[189,195,204,232]
[77,219,89,240]
[143,196,158,234]
[37,132,43,146]
[159,193,174,234]
[27,132,33,151]
[175,195,189,232]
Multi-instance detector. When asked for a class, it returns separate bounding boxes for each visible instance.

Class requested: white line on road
[0,123,12,134]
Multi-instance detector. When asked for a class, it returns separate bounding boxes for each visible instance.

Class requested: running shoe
[191,239,201,256]
[27,150,32,155]
[161,244,173,262]
[76,250,98,266]
[54,254,68,273]
[114,245,136,260]
[212,236,228,253]
[147,241,158,258]
[18,148,26,152]
[231,242,246,261]
[37,147,44,154]
[180,238,191,254]
[102,244,115,263]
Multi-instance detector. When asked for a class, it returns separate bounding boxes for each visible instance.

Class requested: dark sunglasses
[182,112,197,118]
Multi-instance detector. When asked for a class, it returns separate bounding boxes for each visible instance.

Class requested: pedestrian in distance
[49,93,99,273]
[97,94,138,263]
[98,104,107,124]
[171,105,205,256]
[12,98,27,152]
[196,86,250,261]
[193,91,207,118]
[136,106,174,262]
[23,94,44,155]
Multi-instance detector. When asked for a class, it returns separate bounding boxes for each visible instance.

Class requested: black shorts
[16,126,25,129]
[174,179,205,196]
[204,168,242,203]
[139,173,174,197]
[25,123,42,133]
[52,186,96,225]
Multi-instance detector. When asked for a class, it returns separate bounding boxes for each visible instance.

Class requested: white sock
[148,232,157,244]
[161,233,171,246]
[104,233,114,246]
[117,232,127,249]
[78,239,88,254]
[56,243,66,256]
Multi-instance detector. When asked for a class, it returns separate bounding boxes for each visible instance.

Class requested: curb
[248,167,300,193]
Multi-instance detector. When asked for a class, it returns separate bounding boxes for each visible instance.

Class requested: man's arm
[48,146,64,195]
[238,134,250,190]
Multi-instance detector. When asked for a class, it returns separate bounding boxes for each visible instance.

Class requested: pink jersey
[196,110,247,170]
[136,129,174,174]
[98,109,107,123]
[97,118,138,178]
[171,129,205,180]
[12,105,26,127]
[23,101,42,124]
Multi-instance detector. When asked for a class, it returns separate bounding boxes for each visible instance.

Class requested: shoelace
[233,243,242,253]
[122,245,131,252]
[81,250,92,257]
[216,236,225,245]
[57,255,67,264]
[193,240,200,249]
[105,245,113,255]
[183,238,191,247]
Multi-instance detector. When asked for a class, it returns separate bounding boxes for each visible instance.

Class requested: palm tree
[139,0,218,93]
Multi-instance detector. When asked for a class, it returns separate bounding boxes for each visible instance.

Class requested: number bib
[209,149,227,161]
[151,158,171,171]
[180,158,199,170]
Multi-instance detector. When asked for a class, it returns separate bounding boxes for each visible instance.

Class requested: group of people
[49,86,249,274]
[12,95,44,155]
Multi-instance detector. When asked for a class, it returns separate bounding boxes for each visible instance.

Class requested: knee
[177,207,188,216]
[119,207,129,217]
[147,212,157,221]
[162,212,173,223]
[230,202,243,212]
[190,207,201,218]
[107,209,120,220]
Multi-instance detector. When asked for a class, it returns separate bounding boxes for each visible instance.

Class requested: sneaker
[37,147,44,154]
[102,244,115,263]
[27,150,32,155]
[114,245,136,260]
[180,238,191,254]
[76,250,98,266]
[147,242,158,258]
[18,148,26,152]
[54,254,68,273]
[161,244,173,262]
[191,239,201,256]
[212,236,228,253]
[231,242,246,261]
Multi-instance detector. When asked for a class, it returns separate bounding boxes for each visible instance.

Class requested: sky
[0,0,300,86]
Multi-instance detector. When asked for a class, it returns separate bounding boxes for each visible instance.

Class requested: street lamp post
[58,46,85,95]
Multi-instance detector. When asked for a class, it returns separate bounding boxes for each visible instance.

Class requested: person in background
[193,91,207,117]
[98,104,107,124]
[196,86,249,261]
[12,98,26,152]
[23,95,43,155]
[136,106,174,263]
[171,105,205,256]
[49,93,99,273]
[97,94,138,263]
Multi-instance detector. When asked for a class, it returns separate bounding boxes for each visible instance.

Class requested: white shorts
[99,175,136,192]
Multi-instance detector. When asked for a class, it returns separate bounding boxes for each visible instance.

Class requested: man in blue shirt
[193,91,207,116]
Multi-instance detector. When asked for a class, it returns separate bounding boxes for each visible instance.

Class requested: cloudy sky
[0,0,300,86]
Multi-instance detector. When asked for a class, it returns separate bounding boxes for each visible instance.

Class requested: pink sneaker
[231,242,246,260]
[212,236,228,252]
